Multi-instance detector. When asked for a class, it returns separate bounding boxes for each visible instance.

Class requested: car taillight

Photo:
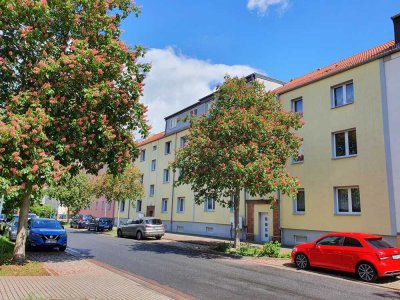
[376,252,390,260]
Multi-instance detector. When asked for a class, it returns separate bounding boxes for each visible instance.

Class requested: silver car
[117,217,165,240]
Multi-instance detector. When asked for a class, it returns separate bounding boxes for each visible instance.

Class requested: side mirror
[61,225,65,229]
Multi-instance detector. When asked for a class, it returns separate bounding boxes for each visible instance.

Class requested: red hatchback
[291,232,400,282]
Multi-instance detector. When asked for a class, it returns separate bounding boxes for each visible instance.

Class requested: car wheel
[70,223,73,228]
[155,235,162,240]
[96,226,99,232]
[136,231,143,240]
[295,253,310,270]
[117,229,123,238]
[357,262,377,282]
[59,246,67,252]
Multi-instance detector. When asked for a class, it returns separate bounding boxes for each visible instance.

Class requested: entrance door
[146,206,155,217]
[260,213,269,242]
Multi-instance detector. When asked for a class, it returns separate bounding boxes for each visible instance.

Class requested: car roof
[326,232,382,239]
[32,218,58,221]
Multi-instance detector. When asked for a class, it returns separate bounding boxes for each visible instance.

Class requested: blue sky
[121,0,399,133]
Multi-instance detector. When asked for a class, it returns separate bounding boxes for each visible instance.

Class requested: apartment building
[128,73,285,240]
[277,14,400,246]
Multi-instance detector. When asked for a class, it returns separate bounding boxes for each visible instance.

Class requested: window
[136,200,142,212]
[180,137,186,148]
[206,101,214,113]
[333,129,357,158]
[120,200,125,212]
[153,145,157,151]
[96,201,99,210]
[151,159,156,171]
[206,226,214,233]
[292,98,303,116]
[169,118,177,129]
[101,201,105,210]
[107,203,111,210]
[317,236,344,246]
[163,169,170,183]
[165,141,172,155]
[161,198,168,213]
[292,139,304,163]
[177,197,185,213]
[294,189,305,214]
[140,174,144,184]
[139,149,146,161]
[332,82,354,107]
[335,187,361,214]
[149,185,155,197]
[343,237,363,247]
[229,196,234,213]
[205,197,215,212]
[366,238,393,249]
[189,108,198,117]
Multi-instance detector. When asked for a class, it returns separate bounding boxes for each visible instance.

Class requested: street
[66,229,400,300]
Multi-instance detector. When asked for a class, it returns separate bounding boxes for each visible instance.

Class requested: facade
[276,15,400,246]
[126,73,285,241]
[79,196,116,219]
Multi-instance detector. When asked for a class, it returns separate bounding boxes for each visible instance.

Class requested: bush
[258,241,282,258]
[0,236,14,265]
[238,243,259,256]
[214,243,232,253]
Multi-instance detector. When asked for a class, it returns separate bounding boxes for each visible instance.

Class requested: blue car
[27,218,67,251]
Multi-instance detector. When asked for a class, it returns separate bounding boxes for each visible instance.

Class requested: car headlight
[60,233,67,238]
[292,247,298,252]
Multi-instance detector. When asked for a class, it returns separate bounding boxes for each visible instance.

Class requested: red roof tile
[275,40,398,95]
[137,131,165,147]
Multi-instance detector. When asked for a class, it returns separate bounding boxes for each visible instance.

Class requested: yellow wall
[280,60,391,235]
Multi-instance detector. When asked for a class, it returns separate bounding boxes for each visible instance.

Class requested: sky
[120,0,399,134]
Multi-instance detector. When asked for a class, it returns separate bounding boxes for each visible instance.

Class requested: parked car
[87,217,113,231]
[26,218,67,251]
[117,217,165,240]
[70,214,93,229]
[4,213,39,241]
[292,232,400,282]
[0,214,4,222]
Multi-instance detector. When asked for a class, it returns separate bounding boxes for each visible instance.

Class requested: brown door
[146,206,155,217]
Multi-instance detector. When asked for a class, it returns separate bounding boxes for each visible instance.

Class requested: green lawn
[103,229,117,237]
[0,236,49,276]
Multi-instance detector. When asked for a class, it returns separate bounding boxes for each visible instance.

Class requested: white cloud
[247,0,289,15]
[141,47,260,133]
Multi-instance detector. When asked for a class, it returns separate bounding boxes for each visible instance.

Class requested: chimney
[392,13,400,45]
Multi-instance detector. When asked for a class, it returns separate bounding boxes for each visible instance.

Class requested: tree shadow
[27,247,94,262]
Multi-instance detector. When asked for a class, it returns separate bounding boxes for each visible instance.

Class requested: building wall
[383,51,400,236]
[279,60,391,245]
[79,196,115,219]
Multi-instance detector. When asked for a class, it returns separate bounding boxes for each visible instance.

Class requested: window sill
[293,211,305,215]
[332,154,357,160]
[334,212,361,216]
[162,181,171,184]
[331,102,354,109]
[177,211,185,214]
[161,211,168,214]
[205,210,215,212]
[291,161,304,165]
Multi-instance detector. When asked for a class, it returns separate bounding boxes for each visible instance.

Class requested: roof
[136,132,165,147]
[275,40,399,95]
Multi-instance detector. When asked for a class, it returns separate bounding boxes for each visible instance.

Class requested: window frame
[163,169,170,183]
[153,145,157,151]
[151,159,156,171]
[136,200,142,212]
[334,186,361,215]
[331,81,354,108]
[292,138,304,164]
[205,197,216,212]
[139,149,146,162]
[293,189,305,214]
[177,197,185,213]
[149,184,155,197]
[165,141,172,155]
[180,136,186,148]
[332,129,357,159]
[291,97,303,117]
[169,118,177,129]
[161,198,168,213]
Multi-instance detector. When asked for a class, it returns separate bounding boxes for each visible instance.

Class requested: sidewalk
[0,251,190,300]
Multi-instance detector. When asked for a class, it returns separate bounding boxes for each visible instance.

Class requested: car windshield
[99,218,111,222]
[365,238,393,249]
[0,214,4,219]
[31,219,62,229]
[82,216,92,220]
[145,219,162,225]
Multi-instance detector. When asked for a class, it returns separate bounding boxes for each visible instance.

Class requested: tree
[29,203,56,218]
[172,76,304,248]
[47,171,95,217]
[94,164,143,226]
[0,0,149,263]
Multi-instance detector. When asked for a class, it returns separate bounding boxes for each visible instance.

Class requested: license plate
[45,239,57,244]
[392,255,400,260]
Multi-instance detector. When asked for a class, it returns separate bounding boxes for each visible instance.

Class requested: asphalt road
[66,229,400,300]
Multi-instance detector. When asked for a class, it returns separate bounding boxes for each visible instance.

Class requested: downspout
[170,131,178,233]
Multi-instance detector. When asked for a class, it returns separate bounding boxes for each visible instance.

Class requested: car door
[125,219,137,237]
[336,237,365,272]
[308,236,344,268]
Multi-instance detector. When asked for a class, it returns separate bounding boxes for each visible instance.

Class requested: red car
[291,232,400,282]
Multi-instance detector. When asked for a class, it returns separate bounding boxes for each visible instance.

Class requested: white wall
[384,52,400,233]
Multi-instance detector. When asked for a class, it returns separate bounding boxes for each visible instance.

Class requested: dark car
[88,217,113,231]
[70,214,93,229]
[4,213,39,241]
[26,218,67,251]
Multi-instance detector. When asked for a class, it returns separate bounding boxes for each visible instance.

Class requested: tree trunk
[12,185,32,264]
[233,187,241,249]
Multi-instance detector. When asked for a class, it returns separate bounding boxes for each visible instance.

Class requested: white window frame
[291,97,303,116]
[177,197,185,213]
[139,149,146,162]
[163,169,170,183]
[165,141,172,155]
[180,136,186,148]
[161,198,168,213]
[151,159,156,171]
[334,186,361,215]
[136,200,142,212]
[153,145,157,151]
[292,138,304,164]
[169,118,177,129]
[293,189,305,214]
[205,197,216,212]
[332,129,357,159]
[120,200,125,212]
[331,81,354,108]
[149,185,155,197]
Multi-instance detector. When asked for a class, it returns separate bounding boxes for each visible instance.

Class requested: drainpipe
[170,131,178,233]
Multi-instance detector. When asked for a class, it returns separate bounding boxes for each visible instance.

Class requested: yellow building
[276,14,400,245]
